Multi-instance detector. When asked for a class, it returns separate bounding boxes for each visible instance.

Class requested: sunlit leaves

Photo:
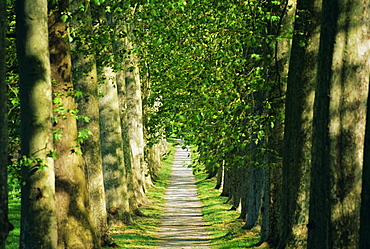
[133,0,286,168]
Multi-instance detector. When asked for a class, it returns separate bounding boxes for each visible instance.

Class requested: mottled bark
[124,29,151,206]
[116,68,140,218]
[308,0,370,247]
[228,162,244,211]
[360,67,370,249]
[243,164,264,230]
[239,165,250,220]
[99,67,132,225]
[243,91,266,230]
[277,0,320,248]
[48,2,98,247]
[258,168,270,244]
[215,161,224,190]
[145,143,162,181]
[0,0,12,246]
[16,0,58,247]
[141,58,162,182]
[70,0,110,245]
[220,166,232,197]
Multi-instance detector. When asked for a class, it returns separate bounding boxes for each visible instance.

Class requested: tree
[99,64,133,225]
[112,2,151,215]
[93,2,134,225]
[70,0,111,245]
[360,72,370,249]
[0,0,13,246]
[277,0,321,248]
[16,0,58,247]
[124,25,151,206]
[48,1,98,246]
[308,0,370,247]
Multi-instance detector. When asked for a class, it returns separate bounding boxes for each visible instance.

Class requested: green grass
[6,198,20,249]
[192,152,260,248]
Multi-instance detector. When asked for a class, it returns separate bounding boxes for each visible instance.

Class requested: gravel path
[157,144,211,249]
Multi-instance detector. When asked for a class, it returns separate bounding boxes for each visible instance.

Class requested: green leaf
[61,14,68,23]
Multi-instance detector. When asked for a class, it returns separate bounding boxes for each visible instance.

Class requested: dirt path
[157,144,210,249]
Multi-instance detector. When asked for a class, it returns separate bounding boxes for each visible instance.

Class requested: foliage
[136,0,287,171]
[6,0,21,199]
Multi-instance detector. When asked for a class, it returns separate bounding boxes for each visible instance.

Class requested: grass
[192,150,260,248]
[5,198,20,249]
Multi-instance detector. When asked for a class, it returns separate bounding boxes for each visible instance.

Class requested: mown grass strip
[192,152,260,248]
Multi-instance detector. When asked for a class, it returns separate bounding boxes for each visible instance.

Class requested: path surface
[157,144,211,249]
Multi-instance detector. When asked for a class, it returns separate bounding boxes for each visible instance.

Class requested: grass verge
[192,155,260,248]
[106,139,176,248]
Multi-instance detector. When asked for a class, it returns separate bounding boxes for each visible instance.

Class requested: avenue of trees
[1,0,370,248]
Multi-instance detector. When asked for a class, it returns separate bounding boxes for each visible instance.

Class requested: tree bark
[70,0,111,245]
[360,65,370,249]
[117,24,152,210]
[99,66,133,225]
[215,161,224,190]
[123,26,151,207]
[16,0,58,247]
[242,163,264,230]
[92,2,133,225]
[308,0,370,247]
[242,91,266,230]
[278,0,321,248]
[48,2,98,247]
[220,166,232,197]
[0,0,13,246]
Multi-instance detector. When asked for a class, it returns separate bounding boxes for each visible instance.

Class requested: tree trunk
[243,91,266,230]
[239,163,250,220]
[16,0,58,247]
[141,58,162,182]
[70,0,111,245]
[229,162,243,211]
[220,166,232,197]
[243,163,264,230]
[48,2,98,247]
[0,0,12,246]
[360,67,370,249]
[145,143,162,181]
[277,0,321,248]
[308,0,370,247]
[215,161,224,190]
[99,66,133,225]
[124,28,151,206]
[258,167,270,244]
[92,2,133,225]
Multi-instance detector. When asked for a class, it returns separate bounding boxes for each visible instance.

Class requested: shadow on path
[157,144,210,249]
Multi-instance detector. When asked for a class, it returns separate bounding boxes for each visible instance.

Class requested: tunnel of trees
[1,0,370,248]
